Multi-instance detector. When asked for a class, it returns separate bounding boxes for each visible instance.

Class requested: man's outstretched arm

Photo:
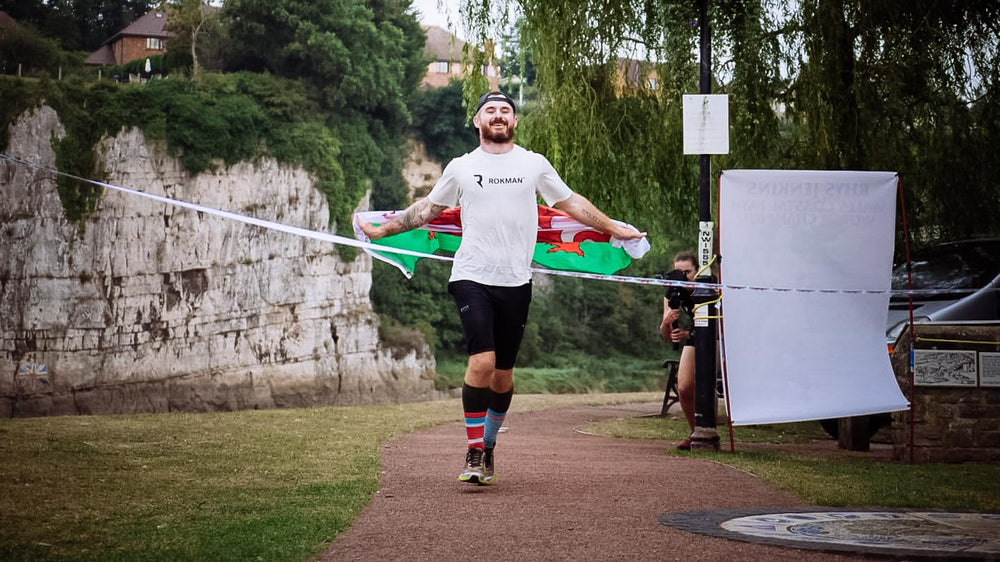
[553,193,646,240]
[358,198,448,240]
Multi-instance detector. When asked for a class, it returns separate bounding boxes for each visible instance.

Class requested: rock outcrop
[1,106,442,417]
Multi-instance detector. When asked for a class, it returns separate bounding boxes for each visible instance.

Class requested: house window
[436,61,449,73]
[147,37,163,50]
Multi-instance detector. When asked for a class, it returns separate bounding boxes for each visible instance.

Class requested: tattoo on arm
[385,199,447,236]
[579,206,611,232]
[555,193,627,236]
[562,195,612,232]
[556,193,642,240]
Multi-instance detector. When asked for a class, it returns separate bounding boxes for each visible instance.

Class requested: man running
[358,91,646,485]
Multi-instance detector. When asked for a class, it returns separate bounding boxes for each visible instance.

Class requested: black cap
[475,91,516,114]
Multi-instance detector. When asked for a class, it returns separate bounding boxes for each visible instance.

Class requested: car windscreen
[891,240,1000,295]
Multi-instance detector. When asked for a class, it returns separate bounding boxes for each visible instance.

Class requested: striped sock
[465,412,486,449]
[462,384,491,449]
[483,389,513,448]
[483,409,506,448]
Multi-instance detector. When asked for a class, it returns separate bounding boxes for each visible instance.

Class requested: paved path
[317,402,867,561]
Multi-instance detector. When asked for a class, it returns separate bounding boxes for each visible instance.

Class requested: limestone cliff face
[402,138,443,201]
[0,106,442,417]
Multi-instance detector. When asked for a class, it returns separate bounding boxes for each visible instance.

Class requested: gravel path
[317,402,868,561]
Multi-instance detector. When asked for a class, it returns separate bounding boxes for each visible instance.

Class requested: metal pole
[698,0,712,225]
[691,0,720,451]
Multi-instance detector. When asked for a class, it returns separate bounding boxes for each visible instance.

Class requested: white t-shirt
[427,145,574,286]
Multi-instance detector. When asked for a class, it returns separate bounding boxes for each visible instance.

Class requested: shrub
[0,25,63,77]
[378,318,430,360]
[0,74,354,240]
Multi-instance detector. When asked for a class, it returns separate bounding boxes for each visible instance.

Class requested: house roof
[102,10,172,46]
[85,9,174,65]
[0,10,20,30]
[423,25,465,61]
[84,45,116,65]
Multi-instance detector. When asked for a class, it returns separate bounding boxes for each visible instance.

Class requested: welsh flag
[353,206,649,278]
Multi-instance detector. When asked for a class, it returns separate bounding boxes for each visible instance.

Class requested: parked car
[822,238,1000,440]
[885,237,1000,351]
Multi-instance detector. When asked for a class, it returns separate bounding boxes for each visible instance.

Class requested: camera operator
[659,251,698,450]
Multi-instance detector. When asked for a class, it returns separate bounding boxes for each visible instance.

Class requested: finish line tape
[0,153,967,297]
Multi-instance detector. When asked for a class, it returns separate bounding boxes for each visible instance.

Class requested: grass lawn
[585,414,1000,512]
[0,393,654,562]
[3,392,998,561]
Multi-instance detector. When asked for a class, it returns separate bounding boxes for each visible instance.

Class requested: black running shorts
[447,280,532,370]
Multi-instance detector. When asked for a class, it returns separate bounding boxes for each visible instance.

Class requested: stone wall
[891,324,1000,463]
[1,106,443,417]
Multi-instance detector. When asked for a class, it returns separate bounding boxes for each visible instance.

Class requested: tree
[459,0,1000,250]
[223,0,425,123]
[785,0,1000,241]
[498,20,537,106]
[163,0,219,81]
[0,0,157,51]
[500,21,535,87]
[221,0,428,236]
[409,79,479,166]
[0,22,64,76]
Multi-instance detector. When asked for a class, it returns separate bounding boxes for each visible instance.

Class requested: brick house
[613,59,660,95]
[83,14,497,88]
[422,25,465,88]
[85,10,170,66]
[421,25,500,89]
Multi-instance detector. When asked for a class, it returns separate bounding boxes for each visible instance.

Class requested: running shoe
[458,447,485,484]
[676,438,692,451]
[481,446,496,485]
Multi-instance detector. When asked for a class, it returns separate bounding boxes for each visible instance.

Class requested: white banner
[719,170,909,425]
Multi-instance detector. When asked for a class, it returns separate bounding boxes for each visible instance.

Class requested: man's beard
[481,119,514,143]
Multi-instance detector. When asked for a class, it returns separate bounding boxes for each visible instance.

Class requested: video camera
[663,269,695,351]
[664,269,694,314]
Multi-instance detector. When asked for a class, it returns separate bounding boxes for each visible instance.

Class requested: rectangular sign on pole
[683,94,729,155]
[719,170,909,425]
[699,220,714,268]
